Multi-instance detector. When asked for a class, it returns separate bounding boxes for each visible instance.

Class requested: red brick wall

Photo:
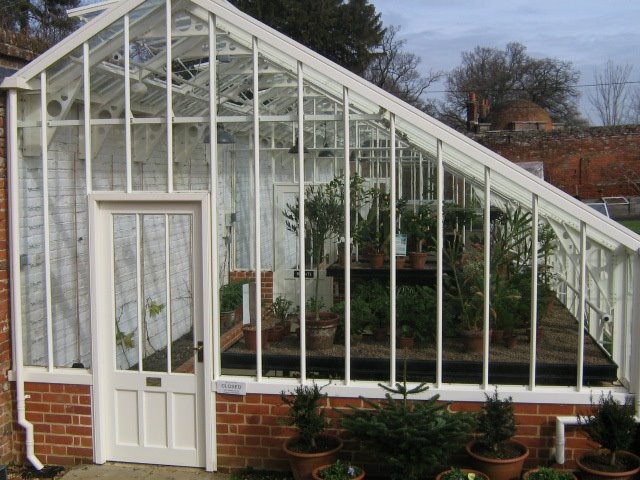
[229,271,274,303]
[474,125,640,199]
[215,393,594,474]
[0,88,12,465]
[14,383,93,466]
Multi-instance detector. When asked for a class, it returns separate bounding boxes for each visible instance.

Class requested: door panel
[99,202,204,467]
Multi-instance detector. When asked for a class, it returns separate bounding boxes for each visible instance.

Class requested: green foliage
[220,281,247,312]
[401,203,437,252]
[357,187,408,254]
[268,296,293,323]
[577,392,637,466]
[477,388,516,454]
[317,460,362,480]
[441,468,486,480]
[396,285,436,342]
[0,0,80,45]
[228,0,384,75]
[332,296,372,337]
[339,377,476,480]
[281,384,328,453]
[526,467,575,480]
[115,330,135,349]
[352,281,389,330]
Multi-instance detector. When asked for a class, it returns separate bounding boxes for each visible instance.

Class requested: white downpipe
[554,416,578,465]
[7,89,44,470]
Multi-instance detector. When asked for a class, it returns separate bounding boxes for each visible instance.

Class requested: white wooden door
[95,201,205,467]
[273,185,333,309]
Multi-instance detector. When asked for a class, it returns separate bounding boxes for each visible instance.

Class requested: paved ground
[60,463,232,480]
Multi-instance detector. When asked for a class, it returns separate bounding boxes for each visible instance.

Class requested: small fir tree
[577,392,637,467]
[339,370,476,480]
[477,388,517,455]
[281,383,328,453]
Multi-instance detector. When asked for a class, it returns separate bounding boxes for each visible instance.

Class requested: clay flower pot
[576,451,640,480]
[409,251,428,269]
[465,439,529,480]
[283,433,343,480]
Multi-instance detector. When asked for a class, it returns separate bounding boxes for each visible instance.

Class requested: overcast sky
[371,0,640,124]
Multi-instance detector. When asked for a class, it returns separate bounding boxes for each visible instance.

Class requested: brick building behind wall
[473,125,640,200]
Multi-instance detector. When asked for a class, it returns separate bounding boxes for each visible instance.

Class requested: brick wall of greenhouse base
[13,383,93,466]
[229,271,274,303]
[214,394,595,475]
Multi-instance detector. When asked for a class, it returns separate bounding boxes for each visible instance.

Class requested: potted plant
[340,375,476,480]
[331,296,372,343]
[281,384,343,480]
[283,178,343,349]
[576,392,640,480]
[522,466,577,480]
[465,388,529,480]
[349,280,389,341]
[396,285,437,348]
[402,202,437,269]
[436,467,489,480]
[219,280,244,328]
[268,295,294,341]
[312,460,365,480]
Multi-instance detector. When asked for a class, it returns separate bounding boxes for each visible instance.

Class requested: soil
[227,297,613,367]
[579,453,640,473]
[470,441,526,460]
[6,465,65,479]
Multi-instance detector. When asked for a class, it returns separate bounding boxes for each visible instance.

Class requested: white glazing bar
[483,166,491,388]
[166,0,173,192]
[210,13,221,380]
[612,255,628,381]
[577,222,587,391]
[165,214,171,373]
[252,36,263,381]
[297,61,306,382]
[343,86,351,385]
[631,254,640,407]
[436,140,444,387]
[529,193,539,390]
[136,214,143,371]
[389,113,397,385]
[124,14,132,193]
[419,153,424,201]
[41,73,54,371]
[82,42,92,193]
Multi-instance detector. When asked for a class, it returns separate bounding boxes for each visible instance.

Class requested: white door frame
[89,193,213,470]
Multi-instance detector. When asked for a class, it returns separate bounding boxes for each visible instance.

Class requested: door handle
[194,341,203,362]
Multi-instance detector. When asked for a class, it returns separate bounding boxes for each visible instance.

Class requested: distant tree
[0,0,80,45]
[364,25,441,113]
[440,42,583,130]
[588,61,633,126]
[228,0,384,75]
[630,88,640,124]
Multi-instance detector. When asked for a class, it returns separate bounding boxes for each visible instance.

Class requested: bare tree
[628,87,640,125]
[439,42,583,130]
[364,25,441,113]
[588,60,633,126]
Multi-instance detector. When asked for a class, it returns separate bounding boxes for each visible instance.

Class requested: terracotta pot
[522,468,578,480]
[504,334,518,349]
[436,468,489,480]
[283,434,343,480]
[220,310,236,329]
[395,255,406,269]
[576,451,640,480]
[304,312,340,350]
[492,329,504,344]
[369,253,384,268]
[268,323,286,342]
[373,326,388,341]
[409,251,428,269]
[312,463,365,480]
[465,439,529,480]
[461,329,486,353]
[242,325,269,352]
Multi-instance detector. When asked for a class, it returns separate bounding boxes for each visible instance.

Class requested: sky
[371,0,640,124]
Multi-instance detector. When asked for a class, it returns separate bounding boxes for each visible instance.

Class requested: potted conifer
[465,388,529,480]
[340,374,476,480]
[576,392,640,480]
[281,384,343,480]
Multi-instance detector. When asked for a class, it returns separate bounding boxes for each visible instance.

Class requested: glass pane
[141,214,168,372]
[169,214,194,373]
[173,123,209,191]
[113,214,139,370]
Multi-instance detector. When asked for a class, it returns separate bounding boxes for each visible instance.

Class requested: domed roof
[488,99,553,131]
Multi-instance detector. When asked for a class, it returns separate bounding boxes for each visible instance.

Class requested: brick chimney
[467,92,478,131]
[479,98,490,122]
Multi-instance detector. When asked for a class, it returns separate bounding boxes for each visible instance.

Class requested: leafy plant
[577,392,637,467]
[396,285,437,343]
[477,388,516,455]
[280,383,329,453]
[356,186,408,254]
[268,295,293,324]
[525,467,575,480]
[332,296,372,337]
[352,280,389,330]
[339,372,476,480]
[220,280,246,312]
[316,460,362,480]
[401,202,437,252]
[441,468,486,480]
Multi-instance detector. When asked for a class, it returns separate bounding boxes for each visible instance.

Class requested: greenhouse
[2,0,640,472]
